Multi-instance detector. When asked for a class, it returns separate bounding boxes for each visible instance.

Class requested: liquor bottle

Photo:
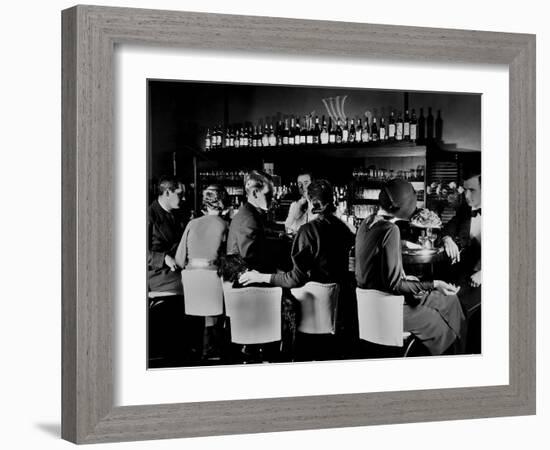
[210,126,216,148]
[388,110,396,140]
[217,125,223,147]
[348,119,356,143]
[224,128,231,148]
[410,109,418,142]
[320,115,329,144]
[328,117,336,144]
[294,116,302,145]
[300,116,308,144]
[249,126,255,147]
[313,116,321,144]
[426,107,434,141]
[242,127,249,147]
[282,119,289,145]
[289,117,296,145]
[211,126,217,148]
[234,127,240,147]
[404,110,411,141]
[220,126,225,147]
[339,186,348,212]
[435,109,443,141]
[379,117,387,141]
[305,115,313,144]
[355,118,363,142]
[417,108,426,144]
[342,118,349,143]
[261,124,269,147]
[396,111,403,141]
[205,128,212,150]
[295,118,303,145]
[251,126,257,147]
[371,117,379,142]
[335,118,343,144]
[276,121,283,146]
[268,124,277,146]
[361,117,370,142]
[227,127,235,148]
[255,125,262,147]
[416,164,425,181]
[211,125,218,148]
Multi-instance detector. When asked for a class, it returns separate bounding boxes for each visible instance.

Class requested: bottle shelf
[202,141,426,159]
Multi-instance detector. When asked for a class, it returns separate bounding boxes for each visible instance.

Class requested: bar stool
[181,269,225,361]
[147,290,184,367]
[290,282,339,334]
[290,282,340,361]
[223,286,282,363]
[355,288,417,357]
[181,269,224,316]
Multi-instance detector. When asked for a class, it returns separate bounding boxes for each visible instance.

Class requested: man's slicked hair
[462,158,481,186]
[157,176,181,196]
[297,170,314,180]
[244,170,273,196]
[307,179,335,215]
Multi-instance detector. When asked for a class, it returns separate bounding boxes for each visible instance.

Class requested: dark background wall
[148,80,481,181]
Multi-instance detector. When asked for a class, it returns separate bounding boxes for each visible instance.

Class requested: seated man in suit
[147,177,190,366]
[225,170,277,361]
[226,170,274,273]
[441,165,482,353]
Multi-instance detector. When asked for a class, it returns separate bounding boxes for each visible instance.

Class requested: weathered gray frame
[62,4,536,444]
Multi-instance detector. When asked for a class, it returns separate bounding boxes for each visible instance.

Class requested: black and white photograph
[147,80,482,368]
[2,0,545,447]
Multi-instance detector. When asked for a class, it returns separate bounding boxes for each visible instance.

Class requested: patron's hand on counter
[470,270,482,288]
[239,270,271,286]
[164,254,178,271]
[433,280,460,296]
[442,236,460,263]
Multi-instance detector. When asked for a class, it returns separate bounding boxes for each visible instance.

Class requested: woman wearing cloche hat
[355,179,465,355]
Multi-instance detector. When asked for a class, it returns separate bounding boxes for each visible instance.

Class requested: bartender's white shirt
[470,209,481,244]
[285,200,318,233]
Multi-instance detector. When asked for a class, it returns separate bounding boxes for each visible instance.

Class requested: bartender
[284,171,317,233]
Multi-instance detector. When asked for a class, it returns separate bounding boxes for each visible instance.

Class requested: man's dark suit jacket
[443,203,481,275]
[147,200,188,293]
[226,201,270,272]
[443,203,481,314]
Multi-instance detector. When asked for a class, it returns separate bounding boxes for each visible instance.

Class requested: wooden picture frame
[62,5,536,444]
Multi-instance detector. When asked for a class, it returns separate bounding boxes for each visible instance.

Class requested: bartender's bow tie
[471,208,481,217]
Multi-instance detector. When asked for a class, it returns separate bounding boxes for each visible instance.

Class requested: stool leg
[202,317,222,361]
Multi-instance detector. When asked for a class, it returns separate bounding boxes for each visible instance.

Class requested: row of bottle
[198,170,424,214]
[199,170,247,183]
[199,171,297,199]
[204,108,443,150]
[352,165,425,182]
[199,169,425,202]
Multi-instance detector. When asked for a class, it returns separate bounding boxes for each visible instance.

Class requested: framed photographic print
[62,4,535,444]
